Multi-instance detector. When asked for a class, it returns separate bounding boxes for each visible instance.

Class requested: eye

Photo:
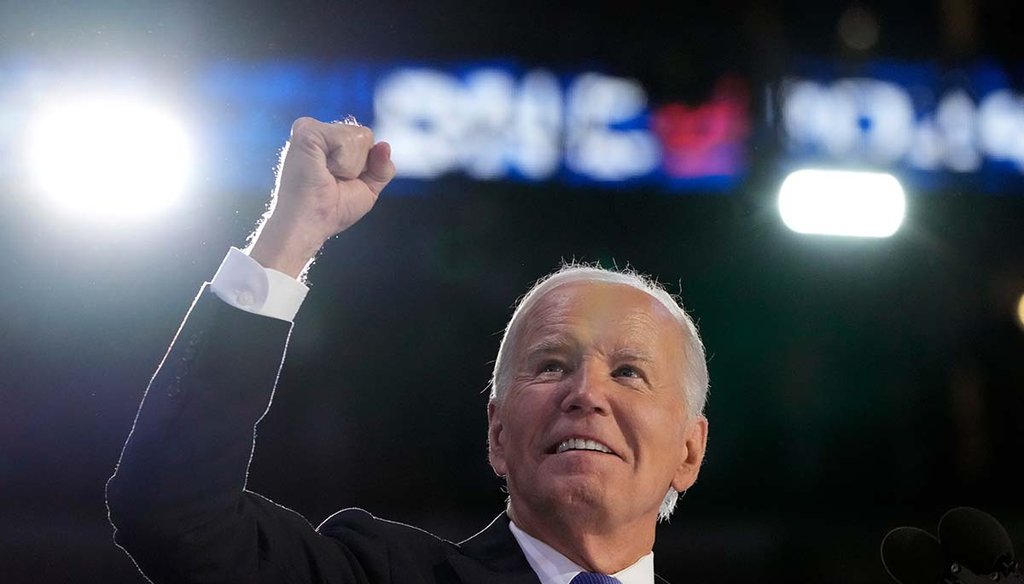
[612,365,641,379]
[540,361,566,374]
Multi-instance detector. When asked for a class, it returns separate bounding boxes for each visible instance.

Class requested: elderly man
[107,118,709,584]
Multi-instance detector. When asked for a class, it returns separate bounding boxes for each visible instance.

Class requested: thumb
[359,141,396,196]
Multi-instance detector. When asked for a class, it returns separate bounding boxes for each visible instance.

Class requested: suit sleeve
[105,285,361,584]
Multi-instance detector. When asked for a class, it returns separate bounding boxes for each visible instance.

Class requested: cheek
[632,402,687,450]
[503,392,557,452]
[501,401,536,446]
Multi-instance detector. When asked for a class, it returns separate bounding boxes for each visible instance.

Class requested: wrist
[248,218,326,279]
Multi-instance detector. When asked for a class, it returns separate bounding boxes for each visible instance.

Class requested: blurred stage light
[1017,293,1024,331]
[778,169,906,237]
[27,95,192,220]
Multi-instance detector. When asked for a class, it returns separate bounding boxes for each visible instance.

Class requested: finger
[288,117,375,178]
[359,141,396,196]
[288,117,331,159]
[324,125,375,179]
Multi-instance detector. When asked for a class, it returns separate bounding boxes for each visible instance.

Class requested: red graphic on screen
[652,75,750,179]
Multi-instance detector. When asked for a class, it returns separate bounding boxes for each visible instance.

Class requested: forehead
[516,281,684,353]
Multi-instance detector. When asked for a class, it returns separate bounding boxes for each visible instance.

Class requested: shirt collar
[508,519,654,584]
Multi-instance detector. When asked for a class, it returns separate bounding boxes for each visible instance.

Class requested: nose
[559,360,611,416]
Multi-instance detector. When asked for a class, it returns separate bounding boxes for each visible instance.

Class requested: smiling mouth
[553,438,614,455]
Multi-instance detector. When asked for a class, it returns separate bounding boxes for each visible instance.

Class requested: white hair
[489,264,709,521]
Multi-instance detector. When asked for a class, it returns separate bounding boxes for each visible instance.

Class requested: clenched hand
[249,117,396,278]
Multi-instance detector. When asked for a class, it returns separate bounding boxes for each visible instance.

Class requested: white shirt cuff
[210,247,309,322]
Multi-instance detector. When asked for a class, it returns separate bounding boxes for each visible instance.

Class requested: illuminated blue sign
[199,62,750,193]
[779,59,1024,192]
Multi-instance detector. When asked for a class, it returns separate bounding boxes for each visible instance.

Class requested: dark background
[1,1,1023,583]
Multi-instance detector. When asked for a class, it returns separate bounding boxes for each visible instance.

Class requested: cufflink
[235,289,255,308]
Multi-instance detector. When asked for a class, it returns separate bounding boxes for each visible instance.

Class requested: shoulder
[316,508,474,582]
[317,507,460,556]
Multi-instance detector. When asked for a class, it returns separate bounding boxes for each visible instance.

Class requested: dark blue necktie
[570,573,622,584]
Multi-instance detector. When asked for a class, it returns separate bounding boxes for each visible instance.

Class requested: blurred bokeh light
[26,94,192,220]
[1016,292,1024,331]
[778,169,906,237]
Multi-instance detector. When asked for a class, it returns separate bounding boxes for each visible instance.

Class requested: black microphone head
[938,507,1015,574]
[881,526,948,584]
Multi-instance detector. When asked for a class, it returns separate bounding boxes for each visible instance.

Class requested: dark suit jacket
[106,286,542,584]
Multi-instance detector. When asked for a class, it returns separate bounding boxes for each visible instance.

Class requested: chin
[544,478,610,513]
[509,473,616,517]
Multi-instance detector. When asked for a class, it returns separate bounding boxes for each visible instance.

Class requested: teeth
[556,438,612,454]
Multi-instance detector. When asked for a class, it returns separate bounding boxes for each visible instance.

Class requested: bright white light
[778,169,906,237]
[27,95,192,219]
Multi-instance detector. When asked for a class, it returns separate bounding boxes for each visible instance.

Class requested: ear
[671,415,708,492]
[487,400,508,476]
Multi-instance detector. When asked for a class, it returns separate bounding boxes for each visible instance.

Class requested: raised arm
[106,118,395,583]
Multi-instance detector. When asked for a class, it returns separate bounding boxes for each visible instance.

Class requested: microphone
[881,508,1021,584]
[881,527,948,584]
[938,507,1021,582]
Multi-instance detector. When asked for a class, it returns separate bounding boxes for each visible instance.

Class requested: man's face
[488,281,708,528]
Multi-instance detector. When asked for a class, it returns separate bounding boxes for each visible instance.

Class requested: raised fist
[249,117,396,278]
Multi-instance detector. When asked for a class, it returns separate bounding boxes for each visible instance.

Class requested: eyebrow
[524,336,579,358]
[610,348,656,364]
[523,338,656,364]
